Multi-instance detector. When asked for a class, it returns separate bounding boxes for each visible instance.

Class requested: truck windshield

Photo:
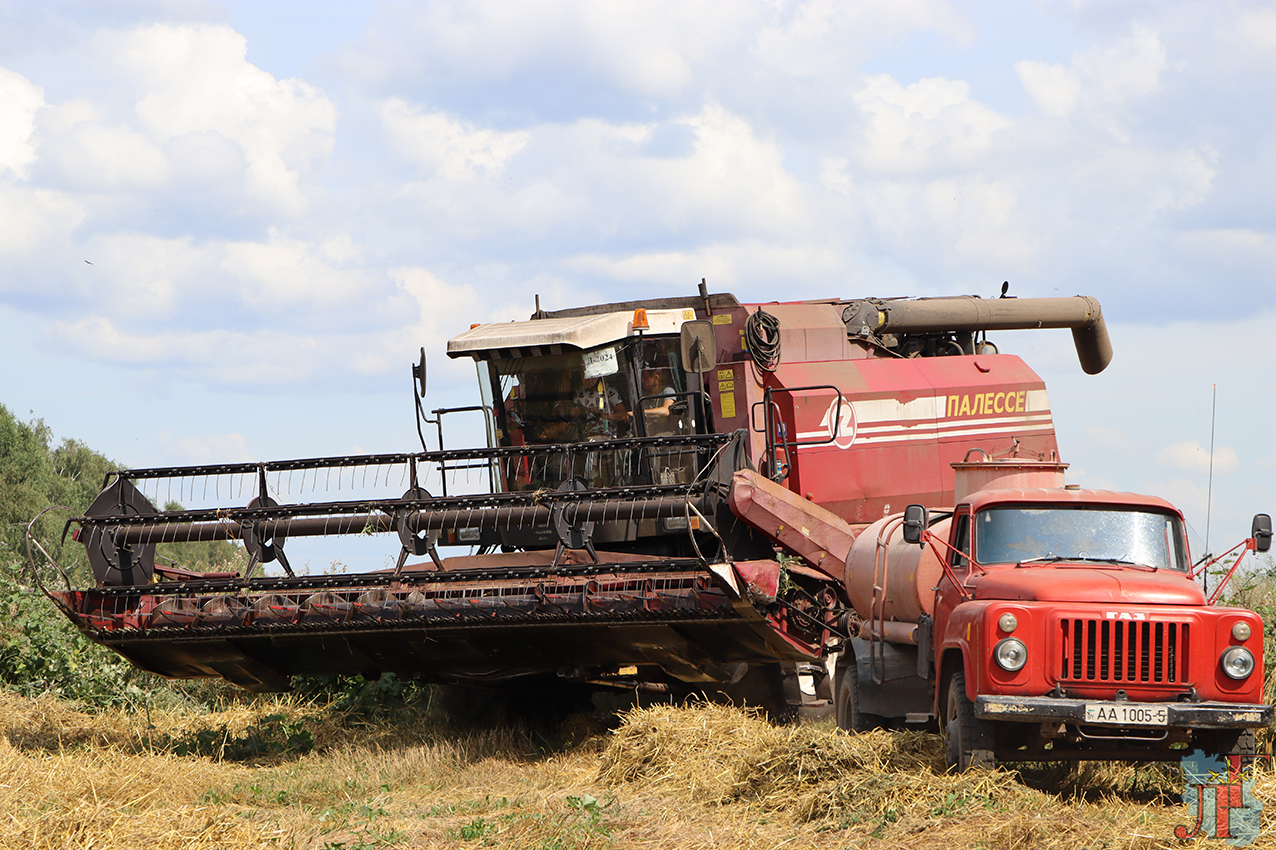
[974,506,1188,571]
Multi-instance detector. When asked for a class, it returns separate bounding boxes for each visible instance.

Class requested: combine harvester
[35,286,1272,767]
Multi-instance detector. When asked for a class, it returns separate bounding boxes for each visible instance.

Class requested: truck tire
[943,669,994,771]
[1216,728,1257,757]
[835,665,884,732]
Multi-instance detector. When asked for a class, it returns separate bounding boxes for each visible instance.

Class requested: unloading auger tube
[840,294,1112,374]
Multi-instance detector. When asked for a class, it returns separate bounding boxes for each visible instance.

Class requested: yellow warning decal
[718,380,734,391]
[721,392,737,419]
[682,309,695,320]
[717,369,734,380]
[712,314,732,325]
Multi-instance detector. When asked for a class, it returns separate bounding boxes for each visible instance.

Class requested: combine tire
[943,670,994,771]
[835,665,884,732]
[439,679,592,729]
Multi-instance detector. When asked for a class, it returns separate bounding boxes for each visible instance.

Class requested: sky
[1,0,1273,562]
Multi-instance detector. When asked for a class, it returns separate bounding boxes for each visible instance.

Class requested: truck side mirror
[680,321,717,373]
[1252,513,1272,552]
[902,504,928,546]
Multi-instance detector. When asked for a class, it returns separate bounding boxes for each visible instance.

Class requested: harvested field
[0,689,1270,849]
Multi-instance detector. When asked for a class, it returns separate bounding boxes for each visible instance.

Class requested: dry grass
[0,690,1272,849]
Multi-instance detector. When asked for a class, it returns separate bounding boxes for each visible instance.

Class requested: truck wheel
[943,670,994,771]
[1216,728,1257,757]
[835,665,884,732]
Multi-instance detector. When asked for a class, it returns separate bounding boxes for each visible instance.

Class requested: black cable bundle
[744,308,781,372]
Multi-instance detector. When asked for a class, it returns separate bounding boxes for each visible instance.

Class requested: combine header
[38,286,1147,732]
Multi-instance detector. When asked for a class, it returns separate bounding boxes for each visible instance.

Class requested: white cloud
[1015,60,1080,118]
[50,316,327,385]
[220,231,377,309]
[1074,25,1166,105]
[1017,25,1166,121]
[0,67,44,179]
[858,176,1038,270]
[752,0,973,79]
[378,98,529,180]
[1156,440,1239,476]
[671,103,807,231]
[104,23,336,215]
[387,265,489,386]
[0,186,83,258]
[156,430,253,465]
[1230,7,1276,63]
[42,121,170,190]
[78,233,209,318]
[853,75,1011,174]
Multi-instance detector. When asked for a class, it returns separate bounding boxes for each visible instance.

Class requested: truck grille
[1058,618,1189,684]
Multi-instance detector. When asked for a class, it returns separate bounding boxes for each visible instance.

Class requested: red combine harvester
[37,287,1271,767]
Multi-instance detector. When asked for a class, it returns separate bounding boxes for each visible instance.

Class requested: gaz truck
[32,285,1272,768]
[830,454,1272,767]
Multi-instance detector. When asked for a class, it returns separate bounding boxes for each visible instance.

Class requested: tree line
[0,402,243,707]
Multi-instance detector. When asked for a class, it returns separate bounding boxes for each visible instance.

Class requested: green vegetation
[0,404,114,583]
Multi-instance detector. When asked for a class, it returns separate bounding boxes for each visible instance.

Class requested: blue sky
[1,0,1273,558]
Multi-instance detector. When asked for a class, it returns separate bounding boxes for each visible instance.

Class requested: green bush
[0,562,153,708]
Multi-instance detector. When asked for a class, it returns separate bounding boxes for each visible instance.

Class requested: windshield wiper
[1015,556,1158,570]
[1069,557,1158,571]
[1014,556,1069,567]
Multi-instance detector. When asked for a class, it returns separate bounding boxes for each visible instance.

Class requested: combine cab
[40,287,1112,715]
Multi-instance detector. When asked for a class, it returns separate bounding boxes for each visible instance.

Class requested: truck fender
[935,647,973,721]
[934,600,987,716]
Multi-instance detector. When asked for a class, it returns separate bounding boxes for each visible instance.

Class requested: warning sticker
[712,314,732,325]
[720,392,737,419]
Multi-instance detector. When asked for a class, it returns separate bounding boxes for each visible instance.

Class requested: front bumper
[976,695,1273,729]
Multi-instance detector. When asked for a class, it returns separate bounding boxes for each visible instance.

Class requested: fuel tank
[844,513,952,623]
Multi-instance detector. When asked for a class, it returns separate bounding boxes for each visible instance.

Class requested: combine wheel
[439,678,593,729]
[835,664,884,733]
[943,669,995,771]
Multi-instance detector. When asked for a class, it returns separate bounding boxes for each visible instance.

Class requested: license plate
[1084,703,1167,726]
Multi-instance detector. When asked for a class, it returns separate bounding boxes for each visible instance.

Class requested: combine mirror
[413,347,427,397]
[680,321,716,373]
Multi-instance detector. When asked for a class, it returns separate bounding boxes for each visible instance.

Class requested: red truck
[832,455,1272,767]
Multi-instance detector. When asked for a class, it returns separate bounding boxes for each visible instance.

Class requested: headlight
[994,638,1028,672]
[1221,646,1255,680]
[997,613,1018,633]
[1232,621,1253,641]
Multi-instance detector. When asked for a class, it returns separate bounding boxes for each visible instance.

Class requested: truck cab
[928,479,1271,767]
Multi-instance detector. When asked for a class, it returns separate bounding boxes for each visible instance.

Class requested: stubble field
[0,688,1270,850]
